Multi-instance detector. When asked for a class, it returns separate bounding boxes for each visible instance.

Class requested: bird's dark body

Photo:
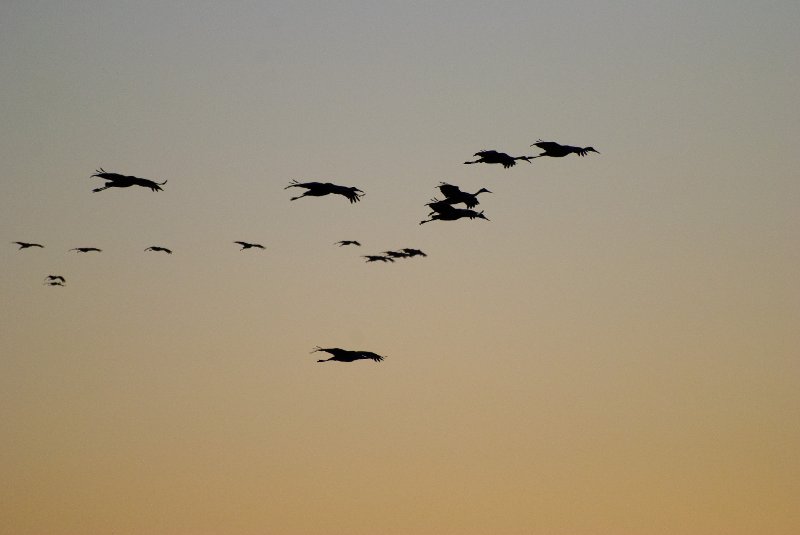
[363,255,394,263]
[234,241,265,250]
[530,140,599,158]
[401,248,427,257]
[464,150,533,168]
[91,168,167,192]
[285,180,364,203]
[420,204,489,225]
[437,182,491,209]
[13,241,44,249]
[312,346,386,363]
[145,246,172,254]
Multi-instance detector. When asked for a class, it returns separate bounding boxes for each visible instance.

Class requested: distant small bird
[70,247,102,253]
[436,182,491,209]
[464,150,534,168]
[336,240,361,247]
[44,280,65,287]
[529,140,599,158]
[145,246,172,254]
[420,205,489,225]
[311,346,386,363]
[285,180,365,203]
[44,275,66,283]
[234,241,265,250]
[13,241,44,249]
[363,255,394,263]
[401,248,427,257]
[383,250,410,259]
[91,168,167,192]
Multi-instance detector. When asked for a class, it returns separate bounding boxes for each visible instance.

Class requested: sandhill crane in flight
[311,346,386,363]
[420,204,490,225]
[44,275,66,283]
[91,168,167,192]
[436,182,491,209]
[529,140,600,158]
[234,241,265,250]
[145,246,173,254]
[464,150,533,168]
[336,240,361,247]
[425,198,455,215]
[70,247,102,253]
[13,241,44,249]
[285,180,365,203]
[363,255,394,263]
[383,250,410,259]
[401,248,427,257]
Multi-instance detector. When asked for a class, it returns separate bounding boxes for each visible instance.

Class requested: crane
[529,140,600,158]
[70,247,102,253]
[420,204,489,225]
[285,180,365,203]
[335,240,361,247]
[234,241,265,250]
[311,346,386,363]
[436,182,491,209]
[363,255,395,263]
[145,246,173,254]
[383,250,410,259]
[401,248,427,257]
[464,150,533,168]
[13,241,44,249]
[91,168,167,192]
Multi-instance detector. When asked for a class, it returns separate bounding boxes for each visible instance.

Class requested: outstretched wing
[91,169,128,181]
[131,176,166,191]
[285,180,321,190]
[357,351,385,362]
[329,184,364,203]
[532,140,561,151]
[437,182,462,199]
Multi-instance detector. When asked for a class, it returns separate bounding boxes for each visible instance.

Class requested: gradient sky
[2,2,799,534]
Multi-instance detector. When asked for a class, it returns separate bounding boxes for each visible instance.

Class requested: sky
[1,1,799,534]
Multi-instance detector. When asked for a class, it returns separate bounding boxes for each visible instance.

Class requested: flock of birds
[13,141,598,363]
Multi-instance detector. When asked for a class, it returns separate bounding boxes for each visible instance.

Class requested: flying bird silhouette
[363,255,395,263]
[436,182,491,209]
[529,140,600,158]
[311,346,386,363]
[91,168,167,192]
[13,241,44,249]
[145,246,172,254]
[401,248,427,257]
[336,240,361,247]
[70,247,102,253]
[234,241,265,250]
[420,204,490,225]
[285,180,365,203]
[464,150,533,168]
[44,280,65,287]
[383,250,410,259]
[44,275,66,283]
